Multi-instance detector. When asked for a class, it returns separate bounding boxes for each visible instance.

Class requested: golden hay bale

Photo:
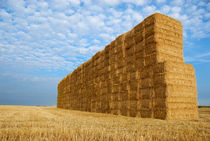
[57,13,198,120]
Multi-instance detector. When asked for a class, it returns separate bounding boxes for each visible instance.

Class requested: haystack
[57,13,198,120]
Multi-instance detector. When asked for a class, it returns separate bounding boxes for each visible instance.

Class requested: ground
[0,106,209,141]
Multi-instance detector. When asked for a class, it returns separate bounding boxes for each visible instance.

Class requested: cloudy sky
[0,0,209,106]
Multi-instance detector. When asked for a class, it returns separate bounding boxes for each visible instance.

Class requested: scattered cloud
[170,0,185,6]
[0,0,209,75]
[1,72,60,83]
[97,0,148,6]
[156,0,166,3]
[185,52,210,63]
[143,5,157,15]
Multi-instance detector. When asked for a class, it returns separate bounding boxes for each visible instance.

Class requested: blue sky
[0,0,209,106]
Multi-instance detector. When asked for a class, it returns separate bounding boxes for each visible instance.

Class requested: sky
[0,0,209,106]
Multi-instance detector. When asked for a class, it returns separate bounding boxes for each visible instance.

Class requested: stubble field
[0,105,210,141]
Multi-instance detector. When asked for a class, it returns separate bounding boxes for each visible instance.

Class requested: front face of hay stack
[146,14,199,120]
[57,13,198,120]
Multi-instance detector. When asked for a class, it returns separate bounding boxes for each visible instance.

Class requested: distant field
[0,106,209,141]
[198,105,210,108]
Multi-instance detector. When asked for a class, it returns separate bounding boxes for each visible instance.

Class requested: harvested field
[0,105,209,141]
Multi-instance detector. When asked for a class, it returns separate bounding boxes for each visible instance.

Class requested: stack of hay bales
[57,13,198,120]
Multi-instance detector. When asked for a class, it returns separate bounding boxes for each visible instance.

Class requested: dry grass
[0,106,209,141]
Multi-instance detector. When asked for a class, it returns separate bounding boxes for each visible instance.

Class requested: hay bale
[57,13,198,120]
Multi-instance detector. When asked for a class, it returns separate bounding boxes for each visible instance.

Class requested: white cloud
[97,0,148,6]
[69,0,81,6]
[7,0,28,17]
[132,12,143,22]
[1,72,60,83]
[196,52,210,58]
[161,5,170,14]
[99,33,115,42]
[88,15,105,29]
[207,2,210,11]
[37,1,48,9]
[82,0,92,6]
[101,0,120,6]
[143,5,156,15]
[0,9,12,22]
[125,0,148,6]
[93,39,100,44]
[171,0,185,6]
[198,2,205,6]
[185,52,210,63]
[156,0,166,3]
[51,0,69,10]
[57,33,66,40]
[171,6,182,13]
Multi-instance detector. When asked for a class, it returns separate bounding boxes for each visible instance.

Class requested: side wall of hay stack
[57,13,198,120]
